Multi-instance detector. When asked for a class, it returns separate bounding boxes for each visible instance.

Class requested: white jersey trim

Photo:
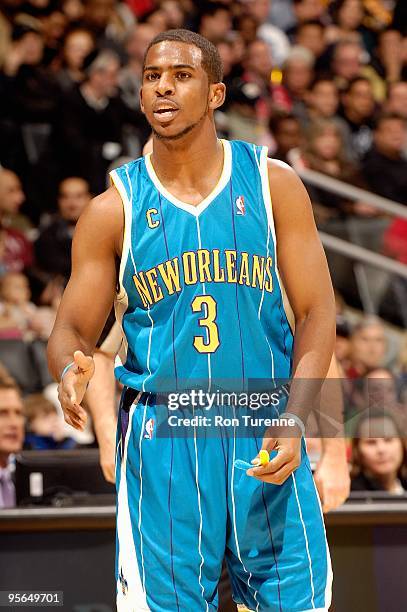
[144,139,232,217]
[258,148,296,334]
[116,400,150,611]
[109,168,131,366]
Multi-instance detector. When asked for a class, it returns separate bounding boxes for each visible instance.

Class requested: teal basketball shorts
[115,388,332,612]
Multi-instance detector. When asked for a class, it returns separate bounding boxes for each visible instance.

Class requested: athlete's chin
[151,123,196,142]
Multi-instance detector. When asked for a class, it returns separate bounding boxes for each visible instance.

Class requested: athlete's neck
[150,124,224,206]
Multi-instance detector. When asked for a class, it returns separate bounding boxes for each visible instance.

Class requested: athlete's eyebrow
[143,63,196,73]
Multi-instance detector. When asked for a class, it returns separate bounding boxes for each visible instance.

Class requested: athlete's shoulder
[267,158,296,179]
[87,185,123,215]
[75,186,123,255]
[266,158,313,221]
[267,158,305,192]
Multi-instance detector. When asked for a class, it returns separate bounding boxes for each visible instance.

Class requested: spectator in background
[0,272,37,340]
[331,39,364,90]
[304,76,340,124]
[234,11,258,46]
[216,38,235,89]
[269,0,296,33]
[119,23,157,112]
[0,21,60,177]
[0,366,25,509]
[81,0,129,49]
[0,169,33,275]
[362,113,407,204]
[296,119,363,222]
[140,5,169,32]
[223,78,263,144]
[0,0,16,69]
[295,20,327,69]
[371,29,404,89]
[33,276,64,340]
[300,118,356,179]
[57,49,147,193]
[364,369,403,422]
[269,113,301,163]
[54,27,95,92]
[35,177,91,281]
[1,21,44,79]
[198,2,232,44]
[335,314,352,370]
[0,168,31,234]
[60,0,85,23]
[325,0,368,48]
[346,317,387,379]
[351,412,407,494]
[276,45,315,118]
[385,81,407,120]
[242,38,274,121]
[340,76,375,160]
[289,0,325,39]
[245,0,291,67]
[397,334,407,405]
[23,393,76,450]
[160,0,185,30]
[39,2,68,66]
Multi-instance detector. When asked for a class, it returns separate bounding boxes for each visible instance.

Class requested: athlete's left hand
[247,425,302,485]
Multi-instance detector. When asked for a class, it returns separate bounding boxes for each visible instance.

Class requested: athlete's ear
[208,82,226,111]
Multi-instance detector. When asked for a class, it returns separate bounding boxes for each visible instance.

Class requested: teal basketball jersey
[110,139,294,393]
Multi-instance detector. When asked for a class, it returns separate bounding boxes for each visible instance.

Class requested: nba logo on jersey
[235,195,246,215]
[144,418,155,439]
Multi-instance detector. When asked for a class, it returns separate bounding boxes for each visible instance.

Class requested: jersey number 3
[191,295,220,353]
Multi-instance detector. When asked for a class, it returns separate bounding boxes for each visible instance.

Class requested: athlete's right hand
[58,350,95,430]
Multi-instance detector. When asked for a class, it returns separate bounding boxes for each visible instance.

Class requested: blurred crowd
[1,0,407,507]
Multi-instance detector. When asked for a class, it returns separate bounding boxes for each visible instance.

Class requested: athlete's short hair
[143,29,223,84]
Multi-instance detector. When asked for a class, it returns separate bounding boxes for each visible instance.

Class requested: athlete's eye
[145,72,160,81]
[176,72,191,80]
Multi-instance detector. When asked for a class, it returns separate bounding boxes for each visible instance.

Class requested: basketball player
[48,30,336,611]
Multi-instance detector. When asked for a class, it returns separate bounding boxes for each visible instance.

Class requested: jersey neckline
[144,139,232,217]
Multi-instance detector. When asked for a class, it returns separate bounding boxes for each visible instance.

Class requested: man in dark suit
[0,365,25,508]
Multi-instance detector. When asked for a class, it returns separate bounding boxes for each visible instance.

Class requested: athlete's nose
[155,72,175,97]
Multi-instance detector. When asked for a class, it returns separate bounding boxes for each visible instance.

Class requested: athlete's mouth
[153,100,180,123]
[153,107,180,122]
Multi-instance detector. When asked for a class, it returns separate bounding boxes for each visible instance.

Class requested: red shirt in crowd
[0,228,33,274]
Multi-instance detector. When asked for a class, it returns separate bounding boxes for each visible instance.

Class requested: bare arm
[84,322,123,483]
[271,160,335,400]
[85,350,117,483]
[249,160,336,484]
[47,186,123,428]
[315,356,350,512]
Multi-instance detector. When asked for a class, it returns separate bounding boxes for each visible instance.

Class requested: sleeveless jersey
[110,139,294,393]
